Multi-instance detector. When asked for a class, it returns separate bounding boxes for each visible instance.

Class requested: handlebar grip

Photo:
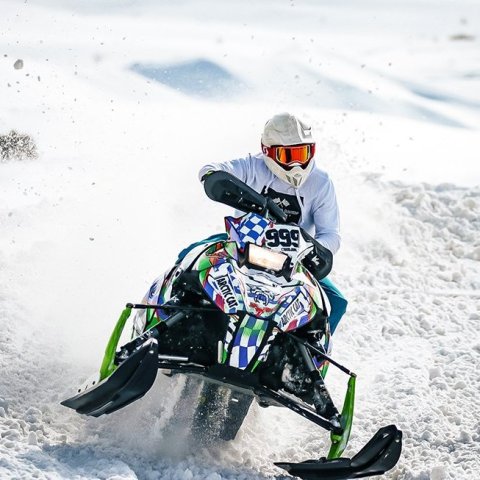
[266,198,288,223]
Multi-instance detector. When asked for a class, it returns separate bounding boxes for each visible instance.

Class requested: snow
[1,0,479,478]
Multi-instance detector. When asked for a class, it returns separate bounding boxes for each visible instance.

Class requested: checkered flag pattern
[256,330,279,364]
[228,315,269,369]
[221,315,239,363]
[237,213,270,246]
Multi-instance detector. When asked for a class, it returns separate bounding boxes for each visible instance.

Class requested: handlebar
[203,171,287,223]
[203,170,332,279]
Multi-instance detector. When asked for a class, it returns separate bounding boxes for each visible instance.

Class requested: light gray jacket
[199,153,341,254]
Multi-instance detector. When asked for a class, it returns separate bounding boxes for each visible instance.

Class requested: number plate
[265,226,300,253]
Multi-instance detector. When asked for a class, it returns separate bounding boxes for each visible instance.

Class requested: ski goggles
[262,143,315,167]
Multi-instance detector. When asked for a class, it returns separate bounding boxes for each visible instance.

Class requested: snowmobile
[62,171,402,479]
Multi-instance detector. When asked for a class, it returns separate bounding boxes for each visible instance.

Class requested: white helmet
[261,113,316,188]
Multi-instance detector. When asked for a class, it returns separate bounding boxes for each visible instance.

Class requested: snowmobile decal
[225,213,271,248]
[206,242,231,263]
[276,290,312,331]
[148,281,158,299]
[228,314,270,369]
[221,314,240,364]
[203,262,243,314]
[147,267,178,321]
[248,285,276,306]
[244,284,278,317]
[265,225,301,253]
[253,328,279,369]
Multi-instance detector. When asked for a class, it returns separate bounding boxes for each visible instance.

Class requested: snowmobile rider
[196,112,347,334]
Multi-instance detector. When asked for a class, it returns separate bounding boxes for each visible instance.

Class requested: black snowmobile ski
[275,424,402,480]
[61,338,159,417]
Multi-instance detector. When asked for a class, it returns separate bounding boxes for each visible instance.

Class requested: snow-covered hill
[1,1,479,478]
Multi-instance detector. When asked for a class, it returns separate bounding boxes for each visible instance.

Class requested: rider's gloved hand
[301,246,332,282]
[200,170,215,182]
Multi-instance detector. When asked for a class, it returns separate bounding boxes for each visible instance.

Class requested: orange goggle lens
[263,143,315,166]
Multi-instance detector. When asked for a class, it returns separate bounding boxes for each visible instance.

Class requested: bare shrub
[0,130,38,162]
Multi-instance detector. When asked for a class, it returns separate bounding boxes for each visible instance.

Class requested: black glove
[301,245,332,281]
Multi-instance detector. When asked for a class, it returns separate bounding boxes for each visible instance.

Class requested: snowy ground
[1,0,479,479]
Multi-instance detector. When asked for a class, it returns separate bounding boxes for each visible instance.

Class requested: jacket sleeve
[312,175,341,255]
[198,156,252,183]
